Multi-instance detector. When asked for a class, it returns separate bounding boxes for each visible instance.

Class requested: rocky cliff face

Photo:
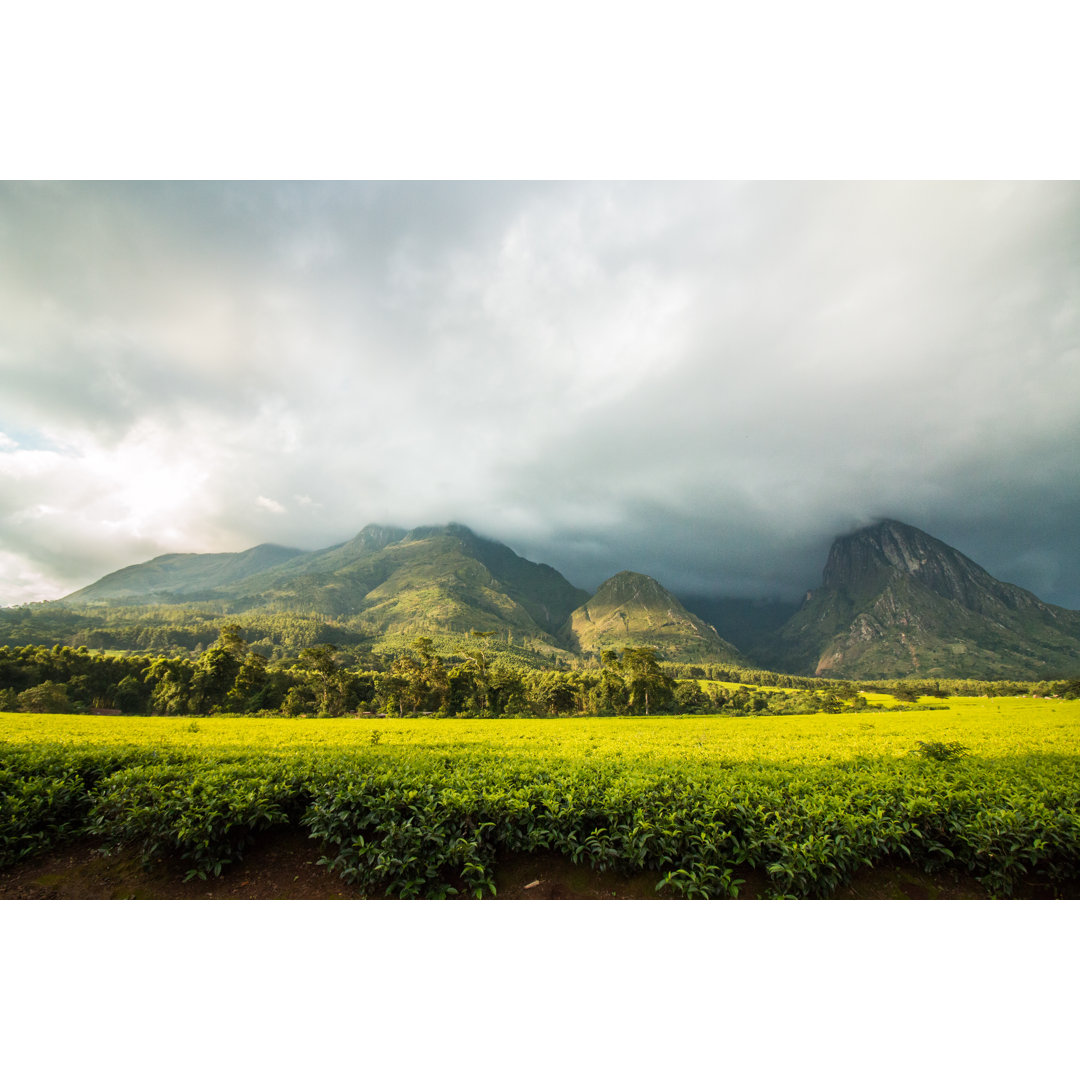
[822,519,1037,614]
[765,520,1080,679]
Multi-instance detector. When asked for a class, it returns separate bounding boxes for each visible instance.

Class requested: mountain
[51,517,1080,676]
[62,523,590,652]
[764,520,1080,679]
[65,543,307,603]
[562,571,745,663]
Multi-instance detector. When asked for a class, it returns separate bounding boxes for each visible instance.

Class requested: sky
[2,180,1079,608]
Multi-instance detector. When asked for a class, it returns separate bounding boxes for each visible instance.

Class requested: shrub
[911,740,968,762]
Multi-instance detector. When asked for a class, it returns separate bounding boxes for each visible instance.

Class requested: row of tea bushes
[3,739,1078,897]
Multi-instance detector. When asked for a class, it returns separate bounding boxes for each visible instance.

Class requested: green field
[3,695,1079,898]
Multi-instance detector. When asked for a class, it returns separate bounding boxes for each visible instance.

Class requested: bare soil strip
[4,830,1076,900]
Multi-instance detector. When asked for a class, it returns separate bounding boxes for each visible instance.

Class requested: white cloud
[2,181,1079,608]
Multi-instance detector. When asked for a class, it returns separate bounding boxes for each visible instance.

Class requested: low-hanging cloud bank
[2,181,1078,609]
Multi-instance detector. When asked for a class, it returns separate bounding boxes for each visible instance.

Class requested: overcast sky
[1,180,1078,609]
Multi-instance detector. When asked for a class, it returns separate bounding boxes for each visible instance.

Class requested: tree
[114,674,150,714]
[486,661,527,716]
[215,624,250,659]
[412,637,435,663]
[226,651,270,712]
[674,679,707,714]
[466,631,495,676]
[532,671,578,716]
[192,643,243,714]
[619,648,674,716]
[463,630,498,711]
[17,680,74,714]
[590,669,628,715]
[299,646,340,714]
[146,657,194,715]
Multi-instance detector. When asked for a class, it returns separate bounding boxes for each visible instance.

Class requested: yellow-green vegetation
[3,696,1078,899]
[3,695,1078,761]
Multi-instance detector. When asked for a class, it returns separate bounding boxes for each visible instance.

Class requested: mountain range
[51,518,1080,679]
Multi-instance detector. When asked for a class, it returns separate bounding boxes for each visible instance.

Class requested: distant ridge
[65,543,307,603]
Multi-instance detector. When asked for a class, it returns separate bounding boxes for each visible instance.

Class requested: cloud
[2,181,1079,610]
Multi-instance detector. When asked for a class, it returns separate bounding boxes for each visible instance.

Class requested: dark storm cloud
[1,181,1078,608]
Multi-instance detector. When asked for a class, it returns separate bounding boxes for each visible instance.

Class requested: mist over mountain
[677,595,800,658]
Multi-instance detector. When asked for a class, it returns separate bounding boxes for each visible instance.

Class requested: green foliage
[1,766,90,868]
[16,680,75,714]
[3,698,1079,899]
[912,740,969,762]
[0,641,1004,720]
[0,745,151,868]
[90,759,303,880]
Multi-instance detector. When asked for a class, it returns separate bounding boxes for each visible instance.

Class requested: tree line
[0,630,885,719]
[6,628,1074,720]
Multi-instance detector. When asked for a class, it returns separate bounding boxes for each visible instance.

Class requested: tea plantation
[3,695,1078,898]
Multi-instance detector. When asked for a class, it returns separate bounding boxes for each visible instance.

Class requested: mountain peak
[823,519,995,606]
[592,571,673,604]
[349,524,407,550]
[402,522,478,543]
[565,571,744,663]
[770,519,1080,679]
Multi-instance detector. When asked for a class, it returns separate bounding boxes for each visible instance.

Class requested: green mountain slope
[563,571,745,663]
[217,524,409,616]
[65,543,307,604]
[61,523,589,652]
[765,520,1080,679]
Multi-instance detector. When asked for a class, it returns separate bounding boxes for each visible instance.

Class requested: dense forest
[3,626,1077,721]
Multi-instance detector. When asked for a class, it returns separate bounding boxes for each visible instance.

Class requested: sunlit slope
[64,523,589,647]
[64,544,307,603]
[563,571,745,663]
